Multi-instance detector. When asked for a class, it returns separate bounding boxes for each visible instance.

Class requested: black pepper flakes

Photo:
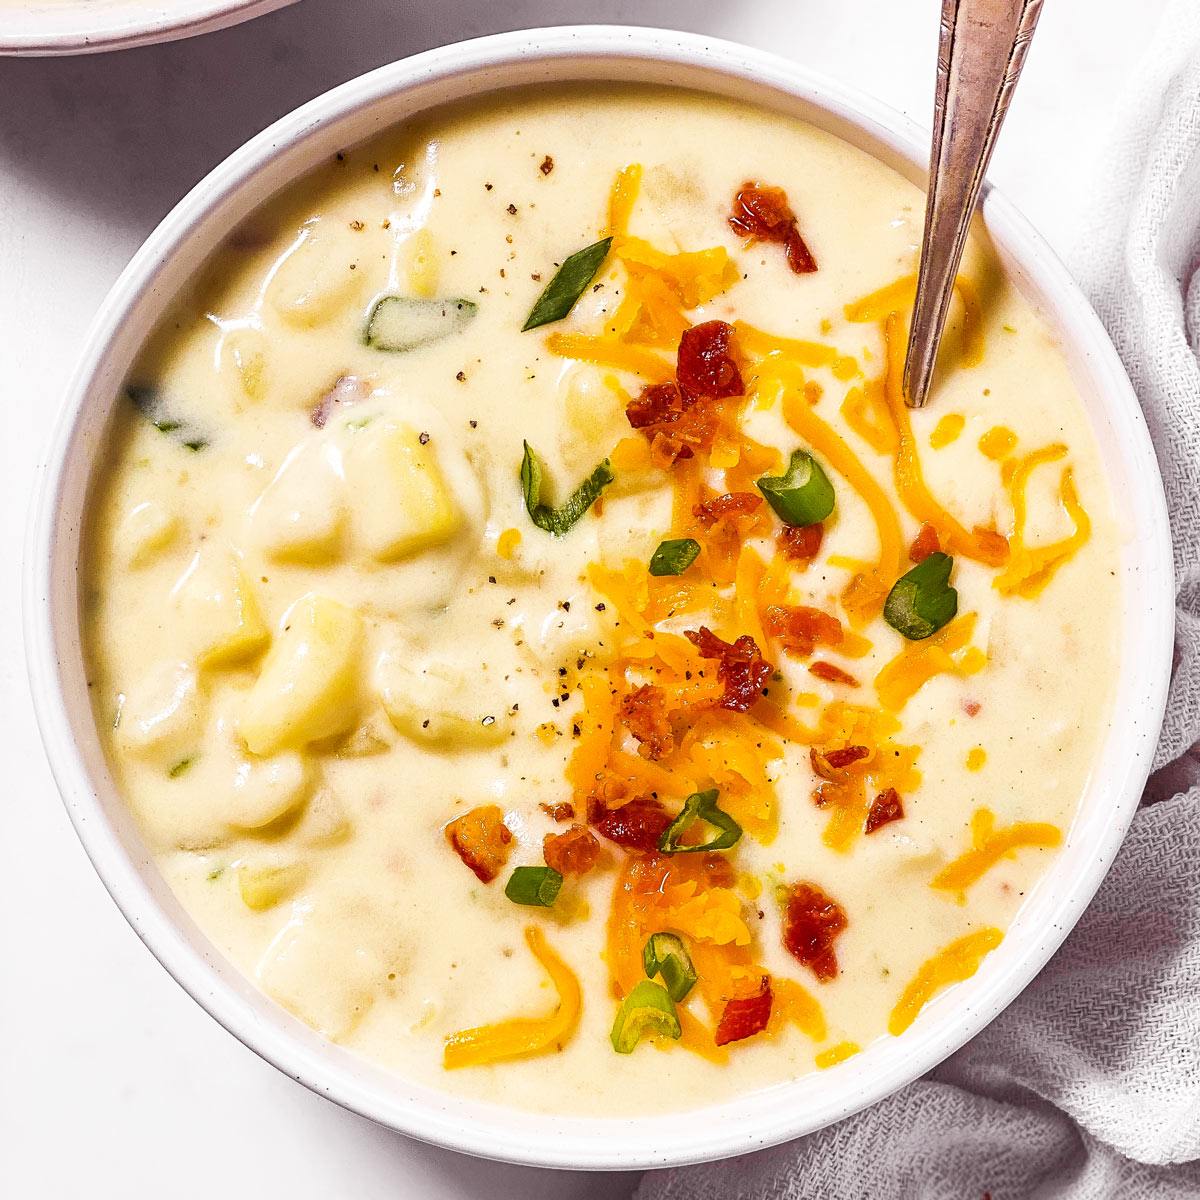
[507,203,518,215]
[456,371,466,382]
[418,431,430,445]
[540,155,554,175]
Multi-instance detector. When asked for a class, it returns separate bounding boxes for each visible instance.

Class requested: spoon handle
[903,0,1044,408]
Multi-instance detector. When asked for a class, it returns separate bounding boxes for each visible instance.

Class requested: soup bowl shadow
[25,25,1174,1171]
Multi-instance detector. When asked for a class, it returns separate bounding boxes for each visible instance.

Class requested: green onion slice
[657,789,743,854]
[756,449,835,526]
[129,386,209,452]
[610,980,682,1054]
[504,865,563,907]
[522,237,613,331]
[520,441,613,536]
[642,932,698,1002]
[648,538,701,577]
[883,551,959,641]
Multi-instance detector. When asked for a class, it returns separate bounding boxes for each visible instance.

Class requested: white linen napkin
[638,2,1200,1194]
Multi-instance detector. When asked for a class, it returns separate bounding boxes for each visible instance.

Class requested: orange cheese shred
[815,1040,861,1068]
[930,808,1062,900]
[606,162,643,238]
[767,977,827,1043]
[888,928,1004,1035]
[874,613,986,712]
[443,926,582,1068]
[545,332,675,384]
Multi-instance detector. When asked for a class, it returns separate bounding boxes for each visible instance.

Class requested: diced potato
[221,749,313,830]
[251,440,346,563]
[266,218,368,328]
[293,786,352,847]
[377,649,509,746]
[560,369,630,475]
[117,500,179,568]
[237,857,307,910]
[344,421,462,561]
[256,900,402,1040]
[219,325,270,406]
[170,547,270,669]
[240,593,364,755]
[115,662,205,763]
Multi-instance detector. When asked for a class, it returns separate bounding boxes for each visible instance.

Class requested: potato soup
[82,85,1117,1115]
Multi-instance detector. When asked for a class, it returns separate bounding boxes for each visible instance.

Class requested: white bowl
[26,25,1174,1170]
[0,0,298,56]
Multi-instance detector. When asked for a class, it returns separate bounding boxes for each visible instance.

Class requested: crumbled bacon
[593,796,674,852]
[684,626,773,713]
[811,744,868,782]
[540,801,575,823]
[778,522,823,564]
[676,320,744,401]
[692,492,762,529]
[714,976,774,1046]
[865,787,904,834]
[809,661,859,687]
[909,522,941,564]
[310,374,369,428]
[618,684,675,760]
[963,699,982,717]
[444,804,513,883]
[782,882,847,982]
[972,525,1010,561]
[624,381,723,466]
[543,824,601,875]
[763,604,844,658]
[729,182,818,275]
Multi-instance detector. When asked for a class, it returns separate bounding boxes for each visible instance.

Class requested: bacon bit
[626,381,687,430]
[714,976,774,1046]
[684,627,773,713]
[865,787,904,833]
[782,883,847,982]
[778,522,823,564]
[909,522,941,563]
[810,744,870,785]
[310,374,369,427]
[444,804,513,883]
[763,605,844,658]
[618,684,675,760]
[593,796,674,852]
[963,699,982,717]
[540,801,575,823]
[809,661,859,688]
[692,492,762,528]
[728,182,818,275]
[543,824,601,875]
[624,381,714,465]
[677,320,744,401]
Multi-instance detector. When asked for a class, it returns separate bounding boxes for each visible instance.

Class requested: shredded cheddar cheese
[930,808,1062,900]
[815,1040,861,1068]
[443,926,582,1068]
[874,613,986,712]
[606,162,642,237]
[888,928,1004,1035]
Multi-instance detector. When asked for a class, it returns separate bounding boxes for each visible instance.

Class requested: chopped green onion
[657,789,743,854]
[756,449,835,526]
[504,865,563,907]
[364,295,478,352]
[610,979,682,1054]
[129,386,209,452]
[883,551,959,640]
[642,932,697,1002]
[520,441,613,536]
[522,237,613,331]
[167,757,194,779]
[648,538,701,577]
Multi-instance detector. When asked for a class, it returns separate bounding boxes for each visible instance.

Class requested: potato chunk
[240,593,363,755]
[237,857,307,910]
[221,749,313,830]
[251,440,346,563]
[117,500,179,568]
[115,662,204,764]
[345,421,462,561]
[265,218,368,328]
[170,547,269,669]
[377,650,509,747]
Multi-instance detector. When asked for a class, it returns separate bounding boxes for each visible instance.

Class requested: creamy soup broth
[83,85,1117,1115]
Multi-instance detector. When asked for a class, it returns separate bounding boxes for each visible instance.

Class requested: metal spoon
[903,0,1044,408]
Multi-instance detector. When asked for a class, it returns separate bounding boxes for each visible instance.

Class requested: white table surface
[0,1,1167,1196]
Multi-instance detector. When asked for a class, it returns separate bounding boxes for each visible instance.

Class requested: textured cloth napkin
[637,3,1200,1195]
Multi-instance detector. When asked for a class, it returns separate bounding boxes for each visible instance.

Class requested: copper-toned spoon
[904,0,1044,408]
